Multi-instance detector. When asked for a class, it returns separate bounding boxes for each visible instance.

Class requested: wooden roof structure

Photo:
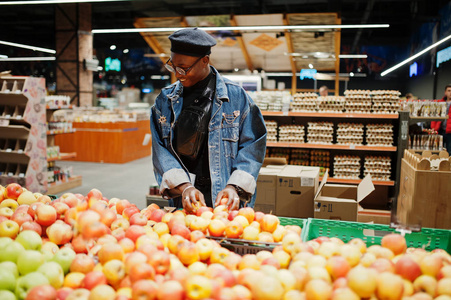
[134,13,341,94]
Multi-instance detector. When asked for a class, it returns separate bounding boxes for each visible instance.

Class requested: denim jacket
[150,67,267,208]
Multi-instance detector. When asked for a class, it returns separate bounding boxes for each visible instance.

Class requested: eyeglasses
[164,56,205,76]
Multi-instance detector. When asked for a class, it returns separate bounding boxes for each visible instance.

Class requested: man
[150,28,267,213]
[319,85,329,97]
[431,84,451,155]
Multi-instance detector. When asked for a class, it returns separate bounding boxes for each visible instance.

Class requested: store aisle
[56,155,157,210]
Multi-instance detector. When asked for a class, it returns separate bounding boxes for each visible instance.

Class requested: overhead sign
[105,57,121,72]
[300,69,317,80]
[409,62,418,77]
[437,45,451,68]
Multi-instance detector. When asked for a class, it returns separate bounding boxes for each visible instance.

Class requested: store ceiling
[0,0,448,72]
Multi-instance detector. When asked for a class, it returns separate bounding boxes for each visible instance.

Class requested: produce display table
[54,120,151,163]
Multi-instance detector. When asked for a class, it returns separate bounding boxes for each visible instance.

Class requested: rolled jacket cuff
[227,170,256,195]
[160,168,195,197]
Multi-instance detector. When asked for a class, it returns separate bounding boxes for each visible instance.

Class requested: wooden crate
[397,150,451,229]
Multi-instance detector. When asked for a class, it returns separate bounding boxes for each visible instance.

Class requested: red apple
[11,211,33,227]
[55,287,73,300]
[225,220,244,239]
[227,210,239,221]
[47,220,73,245]
[149,209,165,223]
[129,213,148,226]
[208,219,226,237]
[129,263,156,283]
[59,193,78,208]
[35,204,57,227]
[132,279,158,300]
[148,250,171,275]
[70,254,95,274]
[81,221,109,240]
[196,206,213,217]
[20,221,42,235]
[99,209,117,228]
[51,202,70,220]
[81,271,107,290]
[238,207,255,224]
[261,214,279,233]
[171,223,191,240]
[124,225,146,242]
[381,234,407,255]
[116,199,131,215]
[395,256,422,282]
[25,284,57,300]
[98,242,124,265]
[4,183,23,200]
[157,280,184,300]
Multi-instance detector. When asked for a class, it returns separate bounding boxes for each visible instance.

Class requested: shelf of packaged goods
[46,105,73,110]
[320,176,395,186]
[47,175,82,195]
[409,116,448,125]
[262,111,399,119]
[47,152,77,162]
[266,142,397,152]
[47,129,76,135]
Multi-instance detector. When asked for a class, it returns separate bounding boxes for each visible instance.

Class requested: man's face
[169,53,209,88]
[319,88,328,97]
[445,87,451,100]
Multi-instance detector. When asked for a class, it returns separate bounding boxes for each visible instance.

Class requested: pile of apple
[0,182,450,300]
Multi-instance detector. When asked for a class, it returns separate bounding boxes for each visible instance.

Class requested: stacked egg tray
[290,149,310,165]
[265,120,278,142]
[333,155,361,179]
[371,90,401,114]
[366,123,394,146]
[336,123,364,145]
[266,148,290,162]
[248,91,289,112]
[343,90,372,113]
[310,150,330,176]
[307,122,334,144]
[291,92,318,112]
[364,155,391,181]
[316,96,346,113]
[278,125,305,143]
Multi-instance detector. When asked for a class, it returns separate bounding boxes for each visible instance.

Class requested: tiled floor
[56,155,157,210]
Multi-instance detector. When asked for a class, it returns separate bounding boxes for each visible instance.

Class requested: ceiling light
[0,40,56,54]
[0,57,56,61]
[110,45,116,50]
[0,0,128,5]
[123,49,129,54]
[350,72,355,77]
[92,24,389,34]
[339,54,368,58]
[309,64,314,69]
[143,53,169,58]
[381,33,451,76]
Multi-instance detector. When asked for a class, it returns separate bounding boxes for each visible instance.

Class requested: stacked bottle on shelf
[333,155,361,179]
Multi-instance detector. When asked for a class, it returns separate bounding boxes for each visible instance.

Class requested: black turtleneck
[182,71,214,108]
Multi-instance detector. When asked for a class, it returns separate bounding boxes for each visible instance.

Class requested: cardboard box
[275,165,320,218]
[254,165,286,214]
[314,172,375,221]
[357,209,391,225]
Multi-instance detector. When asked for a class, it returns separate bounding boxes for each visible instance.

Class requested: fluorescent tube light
[0,0,127,5]
[92,24,389,34]
[0,57,56,61]
[338,54,368,58]
[0,40,56,54]
[381,33,451,76]
[0,54,7,58]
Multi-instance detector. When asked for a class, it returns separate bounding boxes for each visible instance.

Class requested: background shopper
[431,84,451,155]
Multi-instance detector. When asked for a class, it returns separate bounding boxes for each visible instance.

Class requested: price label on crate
[301,177,314,187]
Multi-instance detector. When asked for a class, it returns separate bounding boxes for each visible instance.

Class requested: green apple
[15,230,42,251]
[0,236,13,250]
[15,271,49,300]
[37,261,64,289]
[17,250,45,275]
[51,247,76,275]
[41,241,59,261]
[0,240,25,263]
[0,290,16,300]
[0,268,16,291]
[0,261,19,278]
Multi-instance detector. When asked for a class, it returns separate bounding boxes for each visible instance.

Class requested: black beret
[169,28,217,57]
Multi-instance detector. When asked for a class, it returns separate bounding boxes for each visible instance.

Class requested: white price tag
[0,119,9,126]
[349,144,356,149]
[301,177,314,187]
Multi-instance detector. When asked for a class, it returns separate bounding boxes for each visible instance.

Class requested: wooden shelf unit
[47,152,77,162]
[47,175,82,195]
[266,142,397,152]
[262,111,399,119]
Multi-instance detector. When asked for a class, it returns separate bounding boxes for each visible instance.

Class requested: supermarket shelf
[47,175,82,195]
[47,152,77,162]
[320,176,395,186]
[262,111,399,119]
[266,142,397,152]
[46,105,73,110]
[409,116,448,125]
[47,129,76,135]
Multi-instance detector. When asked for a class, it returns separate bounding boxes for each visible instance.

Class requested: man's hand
[179,183,206,214]
[214,184,240,210]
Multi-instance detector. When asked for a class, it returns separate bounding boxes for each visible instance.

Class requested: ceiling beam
[283,15,297,94]
[230,15,254,72]
[134,18,166,64]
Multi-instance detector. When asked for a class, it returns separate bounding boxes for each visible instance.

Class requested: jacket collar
[166,66,229,103]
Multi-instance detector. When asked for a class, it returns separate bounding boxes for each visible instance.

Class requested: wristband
[181,185,194,197]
